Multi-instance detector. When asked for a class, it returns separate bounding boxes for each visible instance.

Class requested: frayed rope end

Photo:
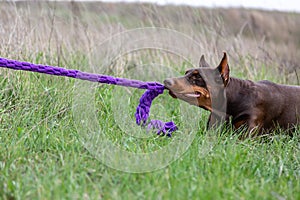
[135,89,178,136]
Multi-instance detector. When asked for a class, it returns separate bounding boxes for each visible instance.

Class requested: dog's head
[164,52,230,111]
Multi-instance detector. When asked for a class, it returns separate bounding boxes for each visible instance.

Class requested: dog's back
[255,80,300,129]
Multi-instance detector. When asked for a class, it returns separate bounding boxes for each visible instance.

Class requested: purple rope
[0,57,177,136]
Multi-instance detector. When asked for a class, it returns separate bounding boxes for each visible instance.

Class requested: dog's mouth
[168,90,201,99]
[166,86,211,110]
[182,92,201,98]
[164,82,211,109]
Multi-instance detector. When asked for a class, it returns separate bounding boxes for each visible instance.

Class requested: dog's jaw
[168,89,178,99]
[167,89,201,99]
[165,86,211,110]
[164,76,212,110]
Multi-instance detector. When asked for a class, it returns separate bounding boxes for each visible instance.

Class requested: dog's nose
[164,79,174,87]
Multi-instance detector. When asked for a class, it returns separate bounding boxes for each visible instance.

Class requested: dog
[164,52,300,136]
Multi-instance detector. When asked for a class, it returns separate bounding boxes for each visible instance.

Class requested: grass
[1,1,300,200]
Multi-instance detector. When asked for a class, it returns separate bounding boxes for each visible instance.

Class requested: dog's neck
[209,77,255,118]
[225,77,255,117]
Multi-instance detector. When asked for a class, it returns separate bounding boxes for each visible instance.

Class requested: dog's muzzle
[164,79,177,98]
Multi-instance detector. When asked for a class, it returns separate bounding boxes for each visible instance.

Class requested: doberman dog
[164,52,300,136]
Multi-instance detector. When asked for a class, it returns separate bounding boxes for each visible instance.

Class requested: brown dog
[164,52,300,135]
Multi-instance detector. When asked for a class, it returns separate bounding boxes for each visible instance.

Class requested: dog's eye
[189,75,206,86]
[196,79,206,86]
[189,77,195,84]
[191,74,201,80]
[190,76,197,81]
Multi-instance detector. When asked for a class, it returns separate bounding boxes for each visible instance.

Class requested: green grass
[1,2,300,200]
[0,55,299,200]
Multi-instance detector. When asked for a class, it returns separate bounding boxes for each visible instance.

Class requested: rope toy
[0,57,177,136]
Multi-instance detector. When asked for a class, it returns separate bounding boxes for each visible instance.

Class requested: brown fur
[164,52,300,135]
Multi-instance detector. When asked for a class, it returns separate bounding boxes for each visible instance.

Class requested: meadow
[0,1,300,199]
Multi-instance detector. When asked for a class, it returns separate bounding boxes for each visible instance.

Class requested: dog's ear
[217,52,230,86]
[199,55,210,68]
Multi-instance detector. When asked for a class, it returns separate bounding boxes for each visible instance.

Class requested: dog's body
[164,53,300,135]
[223,77,300,131]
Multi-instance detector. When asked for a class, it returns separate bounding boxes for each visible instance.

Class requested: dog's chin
[168,90,178,98]
[180,95,200,107]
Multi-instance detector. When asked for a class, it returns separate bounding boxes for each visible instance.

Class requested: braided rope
[0,57,177,136]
